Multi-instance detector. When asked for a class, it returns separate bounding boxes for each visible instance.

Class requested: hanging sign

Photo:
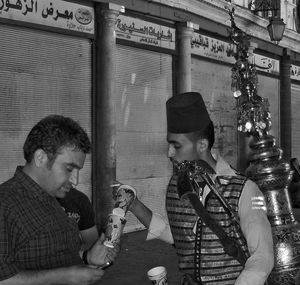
[291,64,300,81]
[254,54,279,75]
[116,14,175,50]
[191,33,280,75]
[0,0,94,35]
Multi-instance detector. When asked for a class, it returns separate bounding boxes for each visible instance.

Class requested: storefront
[0,0,94,198]
[291,64,300,160]
[108,1,288,231]
[190,32,280,168]
[114,14,174,231]
[1,0,300,232]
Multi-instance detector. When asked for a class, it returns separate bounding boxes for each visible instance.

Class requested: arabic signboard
[116,14,175,50]
[291,64,300,81]
[191,33,236,64]
[191,33,280,75]
[0,0,94,35]
[254,54,280,75]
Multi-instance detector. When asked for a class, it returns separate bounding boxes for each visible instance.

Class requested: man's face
[39,146,86,198]
[167,132,200,164]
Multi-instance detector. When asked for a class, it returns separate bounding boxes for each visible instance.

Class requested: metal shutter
[0,23,92,199]
[115,45,173,232]
[292,84,300,159]
[191,57,239,167]
[191,57,280,168]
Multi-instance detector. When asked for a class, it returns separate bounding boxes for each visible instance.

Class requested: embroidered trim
[195,218,203,284]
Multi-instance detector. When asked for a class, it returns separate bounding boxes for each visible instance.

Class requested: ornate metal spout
[227,7,300,284]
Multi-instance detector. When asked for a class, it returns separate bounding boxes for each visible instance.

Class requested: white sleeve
[146,213,174,244]
[235,179,274,285]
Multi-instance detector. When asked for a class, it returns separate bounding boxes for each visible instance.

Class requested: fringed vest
[166,174,250,284]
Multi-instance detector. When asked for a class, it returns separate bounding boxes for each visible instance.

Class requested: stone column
[176,21,194,94]
[280,48,292,160]
[94,3,124,230]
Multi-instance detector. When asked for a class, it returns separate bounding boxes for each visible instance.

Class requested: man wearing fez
[130,92,274,284]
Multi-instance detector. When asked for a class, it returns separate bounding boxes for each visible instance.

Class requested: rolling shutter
[292,84,300,159]
[0,24,92,199]
[115,45,173,232]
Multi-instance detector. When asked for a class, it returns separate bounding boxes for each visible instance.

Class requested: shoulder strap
[187,191,248,266]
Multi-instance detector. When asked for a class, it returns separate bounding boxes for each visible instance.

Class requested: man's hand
[64,265,105,285]
[87,233,119,267]
[0,266,105,285]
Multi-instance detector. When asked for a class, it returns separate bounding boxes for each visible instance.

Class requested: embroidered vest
[166,173,250,284]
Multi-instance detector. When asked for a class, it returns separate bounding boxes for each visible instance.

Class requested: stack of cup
[103,182,137,248]
[103,207,126,248]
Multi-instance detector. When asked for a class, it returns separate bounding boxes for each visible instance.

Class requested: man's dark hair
[185,121,215,150]
[23,115,91,163]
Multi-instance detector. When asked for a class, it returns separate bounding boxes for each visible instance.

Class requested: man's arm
[0,237,118,285]
[0,227,114,285]
[235,179,274,285]
[130,198,174,243]
[80,225,99,250]
[129,198,153,228]
[0,266,104,285]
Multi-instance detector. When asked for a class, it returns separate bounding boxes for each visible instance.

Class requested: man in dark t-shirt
[58,187,99,250]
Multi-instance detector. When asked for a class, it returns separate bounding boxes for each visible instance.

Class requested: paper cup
[103,211,126,248]
[147,266,168,285]
[113,184,136,213]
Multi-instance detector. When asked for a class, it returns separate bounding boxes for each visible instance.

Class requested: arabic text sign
[116,15,175,50]
[0,0,94,35]
[191,34,236,64]
[191,33,279,75]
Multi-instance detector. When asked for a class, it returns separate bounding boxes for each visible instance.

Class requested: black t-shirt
[57,188,95,231]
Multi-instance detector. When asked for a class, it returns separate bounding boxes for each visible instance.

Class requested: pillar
[280,48,292,160]
[176,21,194,94]
[93,3,124,231]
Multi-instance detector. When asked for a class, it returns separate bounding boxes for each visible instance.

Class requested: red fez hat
[166,92,212,133]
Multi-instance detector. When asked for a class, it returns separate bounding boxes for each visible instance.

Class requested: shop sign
[116,14,175,50]
[291,64,300,81]
[254,54,280,75]
[0,0,94,35]
[191,33,280,75]
[191,33,236,64]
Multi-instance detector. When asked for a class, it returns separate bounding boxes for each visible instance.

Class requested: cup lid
[118,184,137,195]
[110,181,122,188]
